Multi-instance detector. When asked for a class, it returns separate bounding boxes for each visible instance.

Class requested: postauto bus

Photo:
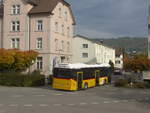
[52,63,112,91]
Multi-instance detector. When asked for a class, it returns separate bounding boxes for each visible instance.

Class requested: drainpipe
[28,14,31,74]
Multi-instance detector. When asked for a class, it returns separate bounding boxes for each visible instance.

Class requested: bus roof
[55,63,111,69]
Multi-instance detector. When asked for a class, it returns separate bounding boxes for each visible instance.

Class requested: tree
[0,49,38,72]
[123,54,150,72]
[109,60,114,72]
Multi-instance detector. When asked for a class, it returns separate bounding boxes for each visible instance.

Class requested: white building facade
[72,35,115,65]
[115,54,123,69]
[148,10,150,59]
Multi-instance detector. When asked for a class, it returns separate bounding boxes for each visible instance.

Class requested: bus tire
[84,83,88,89]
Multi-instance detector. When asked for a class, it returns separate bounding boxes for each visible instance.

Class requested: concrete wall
[115,54,123,69]
[95,43,115,64]
[73,36,115,64]
[143,71,150,80]
[148,17,150,59]
[72,36,95,63]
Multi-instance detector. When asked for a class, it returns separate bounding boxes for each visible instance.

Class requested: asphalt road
[0,85,150,113]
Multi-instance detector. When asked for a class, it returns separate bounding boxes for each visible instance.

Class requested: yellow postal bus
[52,63,112,91]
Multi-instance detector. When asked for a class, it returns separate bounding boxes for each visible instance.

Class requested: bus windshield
[53,68,73,79]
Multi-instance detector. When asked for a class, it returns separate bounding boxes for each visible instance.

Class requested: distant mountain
[93,37,148,54]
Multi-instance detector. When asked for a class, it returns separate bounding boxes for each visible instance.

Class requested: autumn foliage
[124,54,150,72]
[0,49,38,72]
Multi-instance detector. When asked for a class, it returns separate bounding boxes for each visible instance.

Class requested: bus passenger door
[95,70,100,86]
[77,72,83,90]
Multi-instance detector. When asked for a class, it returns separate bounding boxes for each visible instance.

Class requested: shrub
[0,49,38,72]
[114,79,128,87]
[0,72,45,87]
[132,82,150,89]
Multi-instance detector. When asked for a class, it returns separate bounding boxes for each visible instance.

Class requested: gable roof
[0,0,75,24]
[26,0,38,5]
[28,0,76,25]
[28,0,58,14]
[74,35,94,43]
[74,35,115,50]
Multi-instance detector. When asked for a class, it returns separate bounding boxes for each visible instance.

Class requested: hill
[93,37,148,54]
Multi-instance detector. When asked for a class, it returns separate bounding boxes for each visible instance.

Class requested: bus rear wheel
[84,83,88,89]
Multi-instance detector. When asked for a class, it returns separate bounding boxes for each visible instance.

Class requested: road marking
[113,100,119,103]
[55,94,63,96]
[34,95,45,97]
[24,104,33,107]
[91,102,99,105]
[39,104,48,107]
[67,104,75,106]
[9,104,18,107]
[79,103,87,105]
[12,95,24,98]
[103,101,110,104]
[67,92,78,95]
[53,104,62,106]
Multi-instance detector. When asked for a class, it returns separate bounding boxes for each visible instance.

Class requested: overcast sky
[66,0,150,39]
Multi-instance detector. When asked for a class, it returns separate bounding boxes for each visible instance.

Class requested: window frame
[83,44,88,48]
[11,21,20,32]
[37,20,43,31]
[36,38,43,49]
[82,53,88,58]
[11,4,20,15]
[11,38,20,49]
[37,57,43,70]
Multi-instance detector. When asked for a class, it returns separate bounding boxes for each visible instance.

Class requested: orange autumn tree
[124,54,150,72]
[0,49,38,72]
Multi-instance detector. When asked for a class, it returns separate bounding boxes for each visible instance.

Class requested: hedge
[0,72,45,87]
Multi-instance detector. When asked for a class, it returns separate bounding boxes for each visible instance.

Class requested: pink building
[0,0,75,75]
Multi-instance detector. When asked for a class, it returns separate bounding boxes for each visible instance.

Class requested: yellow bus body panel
[82,79,96,88]
[52,78,77,91]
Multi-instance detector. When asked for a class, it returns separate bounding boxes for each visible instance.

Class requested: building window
[61,25,64,35]
[148,24,150,34]
[12,5,20,15]
[67,27,70,37]
[11,21,20,32]
[149,42,150,52]
[61,40,64,50]
[115,60,121,64]
[83,44,88,48]
[65,11,68,21]
[67,42,70,52]
[55,39,58,50]
[59,8,62,18]
[82,53,88,58]
[37,57,43,70]
[36,38,42,49]
[11,38,20,49]
[55,22,58,32]
[37,20,43,31]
